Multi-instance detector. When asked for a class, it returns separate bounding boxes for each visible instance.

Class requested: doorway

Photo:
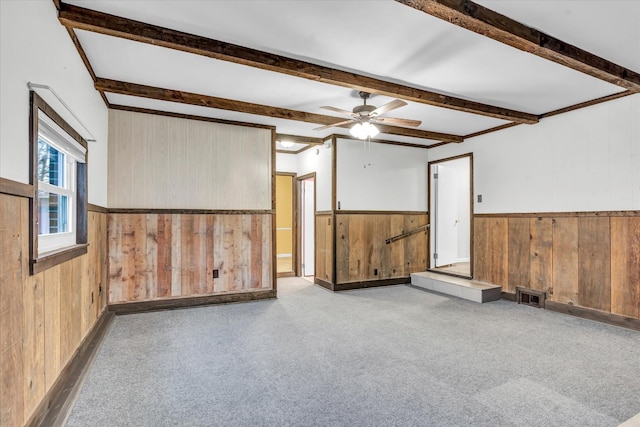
[275,173,296,277]
[297,174,315,278]
[428,154,473,278]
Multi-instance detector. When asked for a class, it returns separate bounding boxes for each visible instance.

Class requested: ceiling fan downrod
[354,92,376,116]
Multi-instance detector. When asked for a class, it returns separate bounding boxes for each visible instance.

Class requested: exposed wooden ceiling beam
[58,2,537,124]
[464,122,520,139]
[335,135,432,150]
[110,104,275,131]
[95,78,465,143]
[276,134,324,145]
[539,91,633,119]
[396,0,640,92]
[462,91,634,140]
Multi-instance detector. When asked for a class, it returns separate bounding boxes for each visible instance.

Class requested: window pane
[38,191,69,235]
[38,138,65,186]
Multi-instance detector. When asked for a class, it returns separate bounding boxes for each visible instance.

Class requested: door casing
[427,153,474,278]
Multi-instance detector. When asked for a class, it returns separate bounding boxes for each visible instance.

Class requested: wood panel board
[507,218,530,294]
[170,213,182,296]
[404,214,427,275]
[364,215,381,280]
[551,217,579,305]
[22,272,45,417]
[250,215,263,289]
[475,217,508,287]
[156,214,172,297]
[473,217,489,282]
[120,214,137,301]
[261,214,272,290]
[529,218,553,294]
[388,215,405,277]
[132,214,148,301]
[86,213,98,326]
[221,214,243,292]
[611,217,640,318]
[488,218,509,287]
[0,194,26,426]
[145,214,159,299]
[59,260,75,366]
[43,265,61,392]
[336,215,349,284]
[107,213,123,303]
[578,217,611,312]
[315,214,333,283]
[79,243,91,337]
[347,215,364,282]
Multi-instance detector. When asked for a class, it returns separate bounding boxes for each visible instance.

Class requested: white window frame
[36,111,86,255]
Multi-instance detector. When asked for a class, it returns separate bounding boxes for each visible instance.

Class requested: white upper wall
[297,143,333,212]
[337,138,429,211]
[428,94,640,213]
[276,152,297,174]
[0,1,108,206]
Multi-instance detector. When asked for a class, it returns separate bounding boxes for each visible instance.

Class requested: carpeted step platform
[410,271,501,303]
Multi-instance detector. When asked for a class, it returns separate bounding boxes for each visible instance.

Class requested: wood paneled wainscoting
[315,213,334,287]
[315,211,428,291]
[107,212,274,312]
[0,191,109,427]
[474,212,640,327]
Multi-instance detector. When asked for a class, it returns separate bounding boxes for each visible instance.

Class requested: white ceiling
[64,0,639,147]
[476,0,640,72]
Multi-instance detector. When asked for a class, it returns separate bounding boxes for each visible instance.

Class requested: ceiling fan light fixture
[350,121,379,140]
[279,140,295,148]
[362,122,379,138]
[349,122,363,138]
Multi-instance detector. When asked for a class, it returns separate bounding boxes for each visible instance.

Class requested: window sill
[31,243,88,275]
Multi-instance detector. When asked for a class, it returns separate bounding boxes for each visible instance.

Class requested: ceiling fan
[314,91,421,139]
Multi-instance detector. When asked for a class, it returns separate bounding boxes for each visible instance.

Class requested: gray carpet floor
[66,277,640,427]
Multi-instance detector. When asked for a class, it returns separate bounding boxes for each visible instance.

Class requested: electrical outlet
[477,194,483,203]
[374,268,378,276]
[99,284,102,294]
[91,291,94,304]
[213,269,219,278]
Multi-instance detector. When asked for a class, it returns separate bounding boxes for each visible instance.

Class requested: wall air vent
[516,287,546,308]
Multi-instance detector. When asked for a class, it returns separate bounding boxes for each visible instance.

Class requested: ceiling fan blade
[320,106,355,117]
[369,99,407,117]
[313,119,356,131]
[374,117,422,127]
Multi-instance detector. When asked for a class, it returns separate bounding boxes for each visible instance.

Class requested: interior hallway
[65,278,640,426]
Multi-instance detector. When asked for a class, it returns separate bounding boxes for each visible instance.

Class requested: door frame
[276,172,297,278]
[427,153,474,278]
[297,172,316,277]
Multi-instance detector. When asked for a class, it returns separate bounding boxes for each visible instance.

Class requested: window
[30,91,88,273]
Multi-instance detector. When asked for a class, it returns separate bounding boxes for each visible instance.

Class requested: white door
[302,179,315,276]
[433,164,458,267]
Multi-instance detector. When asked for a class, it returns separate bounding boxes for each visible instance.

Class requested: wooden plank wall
[475,213,640,319]
[0,193,108,427]
[107,213,272,303]
[335,213,428,284]
[315,214,333,284]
